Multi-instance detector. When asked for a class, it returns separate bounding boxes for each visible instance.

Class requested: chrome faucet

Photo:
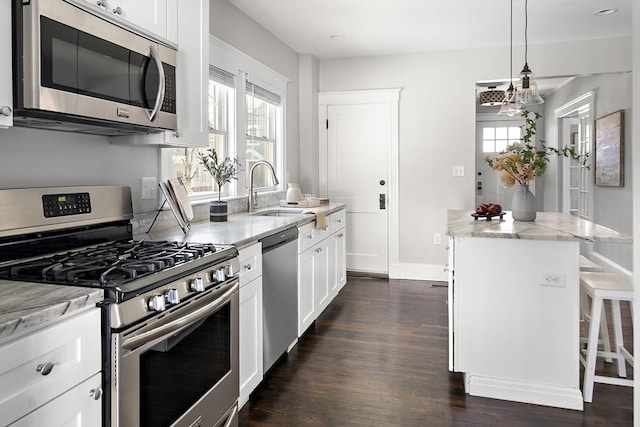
[248,160,279,212]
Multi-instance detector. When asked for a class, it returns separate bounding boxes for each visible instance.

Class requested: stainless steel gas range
[0,186,239,427]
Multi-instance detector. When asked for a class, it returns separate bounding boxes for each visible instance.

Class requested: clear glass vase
[511,183,536,221]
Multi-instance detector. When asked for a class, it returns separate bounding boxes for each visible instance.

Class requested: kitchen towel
[303,209,328,229]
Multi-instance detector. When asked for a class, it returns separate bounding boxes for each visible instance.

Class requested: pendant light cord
[524,0,528,64]
[509,0,513,87]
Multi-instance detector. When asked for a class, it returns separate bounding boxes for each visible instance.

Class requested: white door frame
[319,89,401,273]
[554,91,595,220]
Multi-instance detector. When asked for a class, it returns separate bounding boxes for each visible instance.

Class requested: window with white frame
[162,37,288,203]
[244,81,281,190]
[167,67,235,200]
[482,126,521,153]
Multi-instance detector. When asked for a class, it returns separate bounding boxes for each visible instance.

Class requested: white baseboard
[468,375,584,411]
[389,263,448,282]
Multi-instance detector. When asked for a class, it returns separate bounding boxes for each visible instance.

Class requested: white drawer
[9,372,102,427]
[0,308,101,427]
[297,222,319,253]
[329,209,346,234]
[239,242,262,286]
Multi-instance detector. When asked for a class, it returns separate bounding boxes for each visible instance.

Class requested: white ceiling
[227,0,632,60]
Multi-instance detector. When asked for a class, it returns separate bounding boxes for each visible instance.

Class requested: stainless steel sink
[251,208,309,217]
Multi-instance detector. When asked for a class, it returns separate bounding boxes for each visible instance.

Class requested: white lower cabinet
[238,242,263,409]
[297,209,347,337]
[0,308,102,427]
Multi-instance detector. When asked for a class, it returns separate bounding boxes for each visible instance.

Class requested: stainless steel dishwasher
[260,226,299,373]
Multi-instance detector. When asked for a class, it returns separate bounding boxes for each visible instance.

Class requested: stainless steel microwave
[12,0,178,135]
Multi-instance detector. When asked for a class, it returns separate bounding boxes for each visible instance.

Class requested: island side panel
[453,236,583,410]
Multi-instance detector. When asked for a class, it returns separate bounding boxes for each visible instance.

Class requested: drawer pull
[315,248,322,253]
[336,219,342,223]
[36,362,54,376]
[306,234,313,240]
[337,233,344,238]
[89,388,103,400]
[244,264,252,270]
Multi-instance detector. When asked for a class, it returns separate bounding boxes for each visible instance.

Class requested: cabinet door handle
[306,234,313,240]
[244,264,252,270]
[112,6,122,14]
[336,219,342,223]
[337,233,344,238]
[89,388,103,400]
[36,362,54,376]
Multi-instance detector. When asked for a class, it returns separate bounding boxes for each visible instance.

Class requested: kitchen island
[446,210,632,411]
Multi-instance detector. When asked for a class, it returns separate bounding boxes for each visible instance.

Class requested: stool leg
[583,296,603,403]
[599,300,612,363]
[611,300,627,377]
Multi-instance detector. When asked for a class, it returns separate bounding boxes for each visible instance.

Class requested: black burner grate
[0,240,220,287]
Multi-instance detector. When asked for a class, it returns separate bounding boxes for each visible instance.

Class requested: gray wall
[544,73,634,270]
[0,0,302,216]
[319,37,632,272]
[210,0,300,187]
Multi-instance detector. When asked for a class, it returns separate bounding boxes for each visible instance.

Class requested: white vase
[511,183,536,221]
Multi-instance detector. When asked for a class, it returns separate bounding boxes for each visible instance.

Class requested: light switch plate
[452,165,465,177]
[141,177,157,200]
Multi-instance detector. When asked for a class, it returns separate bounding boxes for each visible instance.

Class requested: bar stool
[579,271,634,403]
[579,255,609,359]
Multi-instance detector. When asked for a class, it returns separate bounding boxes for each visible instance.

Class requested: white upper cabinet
[77,0,178,44]
[0,0,13,128]
[112,0,209,147]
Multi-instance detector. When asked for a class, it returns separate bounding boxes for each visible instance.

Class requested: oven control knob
[214,268,226,282]
[148,294,166,312]
[165,288,180,305]
[224,264,235,277]
[191,277,205,292]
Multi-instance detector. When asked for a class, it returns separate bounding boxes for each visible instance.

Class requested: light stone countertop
[447,209,632,243]
[139,204,347,248]
[0,204,346,342]
[0,282,103,343]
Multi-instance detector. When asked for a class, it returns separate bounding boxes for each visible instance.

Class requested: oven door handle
[121,281,238,351]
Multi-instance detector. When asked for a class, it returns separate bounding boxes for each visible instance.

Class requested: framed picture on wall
[595,110,624,187]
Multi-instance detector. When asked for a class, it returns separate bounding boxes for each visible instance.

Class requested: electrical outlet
[141,177,157,200]
[452,165,465,177]
[541,272,566,287]
[433,233,442,245]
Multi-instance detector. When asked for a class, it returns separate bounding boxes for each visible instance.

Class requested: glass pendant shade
[497,84,522,117]
[517,63,544,105]
[517,80,544,105]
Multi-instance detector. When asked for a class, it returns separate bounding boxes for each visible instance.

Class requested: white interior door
[326,103,389,274]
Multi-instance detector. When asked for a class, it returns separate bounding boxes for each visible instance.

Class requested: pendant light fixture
[479,86,505,106]
[517,0,544,105]
[498,0,522,116]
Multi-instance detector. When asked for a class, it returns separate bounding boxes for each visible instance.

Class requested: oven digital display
[42,192,91,218]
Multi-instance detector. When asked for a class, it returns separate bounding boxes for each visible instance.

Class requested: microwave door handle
[121,281,238,351]
[146,45,165,122]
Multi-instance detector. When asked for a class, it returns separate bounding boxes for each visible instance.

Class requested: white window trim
[210,36,289,197]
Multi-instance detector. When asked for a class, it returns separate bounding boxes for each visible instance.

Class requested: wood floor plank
[239,277,633,426]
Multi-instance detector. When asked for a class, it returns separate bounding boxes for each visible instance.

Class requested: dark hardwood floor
[239,276,633,426]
